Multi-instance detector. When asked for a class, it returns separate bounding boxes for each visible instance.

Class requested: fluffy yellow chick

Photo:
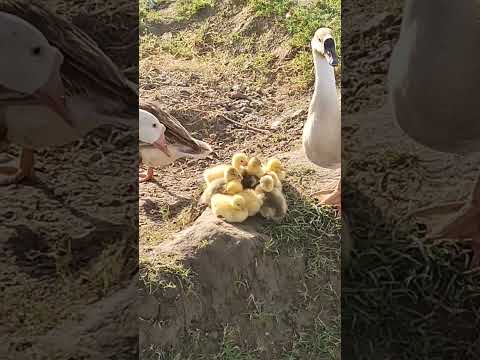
[265,170,282,190]
[255,175,275,194]
[265,158,286,181]
[211,194,249,223]
[203,152,248,184]
[246,156,265,178]
[201,167,243,204]
[256,175,288,222]
[238,188,264,216]
[225,180,243,194]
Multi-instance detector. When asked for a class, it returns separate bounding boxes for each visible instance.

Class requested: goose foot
[0,148,34,185]
[312,181,341,212]
[410,175,480,269]
[0,166,26,185]
[139,167,155,183]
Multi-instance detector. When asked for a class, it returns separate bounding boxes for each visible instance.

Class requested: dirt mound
[140,206,338,358]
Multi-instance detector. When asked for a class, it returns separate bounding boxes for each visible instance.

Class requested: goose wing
[139,99,207,154]
[0,2,137,114]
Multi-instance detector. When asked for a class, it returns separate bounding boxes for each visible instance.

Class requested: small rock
[271,120,282,130]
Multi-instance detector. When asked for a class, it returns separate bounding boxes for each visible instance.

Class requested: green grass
[285,318,340,360]
[248,0,341,53]
[264,186,341,275]
[343,153,480,359]
[248,0,293,17]
[140,0,164,29]
[176,0,215,20]
[247,0,341,90]
[142,0,340,89]
[215,326,257,360]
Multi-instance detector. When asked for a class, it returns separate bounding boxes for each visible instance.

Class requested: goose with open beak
[302,27,341,210]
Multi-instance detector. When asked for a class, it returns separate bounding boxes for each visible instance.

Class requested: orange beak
[153,134,170,156]
[33,51,73,127]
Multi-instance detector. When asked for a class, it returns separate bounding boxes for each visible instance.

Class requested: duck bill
[153,135,170,156]
[33,53,73,127]
[325,49,338,67]
[324,38,338,67]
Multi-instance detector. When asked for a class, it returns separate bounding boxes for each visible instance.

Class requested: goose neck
[311,51,337,107]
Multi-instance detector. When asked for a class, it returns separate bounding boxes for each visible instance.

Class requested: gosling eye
[31,46,42,56]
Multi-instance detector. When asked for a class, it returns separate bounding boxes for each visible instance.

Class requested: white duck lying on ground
[0,7,137,185]
[139,99,212,182]
[302,27,341,210]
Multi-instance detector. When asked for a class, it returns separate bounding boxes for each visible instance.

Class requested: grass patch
[140,253,193,294]
[285,318,340,360]
[248,0,293,17]
[176,0,215,20]
[160,33,197,59]
[248,0,341,53]
[286,0,341,52]
[140,0,164,29]
[247,0,341,89]
[264,186,341,275]
[284,50,315,90]
[215,326,257,360]
[343,163,480,359]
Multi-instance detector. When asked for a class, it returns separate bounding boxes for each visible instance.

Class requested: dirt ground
[139,53,340,241]
[139,0,341,359]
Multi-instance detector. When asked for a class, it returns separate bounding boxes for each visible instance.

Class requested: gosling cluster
[200,153,288,223]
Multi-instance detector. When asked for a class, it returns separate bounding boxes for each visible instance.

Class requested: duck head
[0,12,72,126]
[139,109,170,155]
[224,166,243,182]
[247,156,263,173]
[232,152,248,168]
[311,27,338,67]
[259,175,274,193]
[266,158,284,173]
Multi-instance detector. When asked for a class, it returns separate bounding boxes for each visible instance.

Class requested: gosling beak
[153,134,170,156]
[324,38,338,67]
[33,49,73,127]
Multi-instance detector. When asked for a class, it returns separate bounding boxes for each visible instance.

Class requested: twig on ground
[218,114,270,134]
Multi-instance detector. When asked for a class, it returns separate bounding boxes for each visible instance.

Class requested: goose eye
[152,123,157,128]
[31,46,42,56]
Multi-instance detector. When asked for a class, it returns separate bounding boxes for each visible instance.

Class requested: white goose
[388,0,480,266]
[303,27,341,209]
[139,99,212,182]
[0,5,137,184]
